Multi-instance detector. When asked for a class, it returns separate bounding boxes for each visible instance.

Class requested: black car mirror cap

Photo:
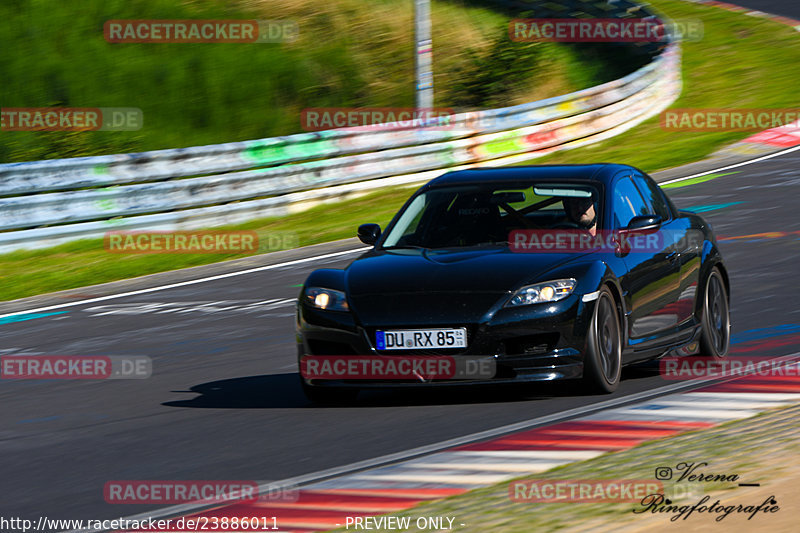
[622,214,662,234]
[357,223,381,245]
[615,215,662,255]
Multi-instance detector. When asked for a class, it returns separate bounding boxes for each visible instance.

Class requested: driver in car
[562,196,598,237]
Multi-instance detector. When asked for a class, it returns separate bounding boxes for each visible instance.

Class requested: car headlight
[506,279,577,307]
[304,287,349,311]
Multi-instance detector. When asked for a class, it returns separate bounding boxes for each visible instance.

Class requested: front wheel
[698,267,730,358]
[582,287,622,393]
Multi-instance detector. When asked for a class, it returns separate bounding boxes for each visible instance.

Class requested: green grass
[513,0,800,170]
[0,0,611,163]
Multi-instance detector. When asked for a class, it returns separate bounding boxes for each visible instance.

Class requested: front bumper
[297,293,597,388]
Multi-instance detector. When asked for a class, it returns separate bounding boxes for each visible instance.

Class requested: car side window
[632,172,671,221]
[613,177,651,229]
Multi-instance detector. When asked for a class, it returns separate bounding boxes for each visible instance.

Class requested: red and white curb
[160,361,800,532]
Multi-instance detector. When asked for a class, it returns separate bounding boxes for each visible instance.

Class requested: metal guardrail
[0,3,681,253]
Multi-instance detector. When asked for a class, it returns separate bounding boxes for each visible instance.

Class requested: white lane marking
[453,450,604,460]
[351,471,516,485]
[82,299,296,316]
[646,397,793,410]
[248,500,413,512]
[659,143,800,186]
[607,406,761,420]
[400,462,567,473]
[300,478,468,490]
[580,411,729,423]
[0,247,367,320]
[685,392,800,402]
[407,451,581,465]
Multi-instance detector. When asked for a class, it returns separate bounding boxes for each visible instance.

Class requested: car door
[632,171,700,326]
[613,174,681,345]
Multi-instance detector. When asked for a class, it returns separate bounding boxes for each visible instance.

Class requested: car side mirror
[623,215,662,233]
[357,223,381,245]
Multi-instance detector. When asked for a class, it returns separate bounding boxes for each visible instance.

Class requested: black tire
[698,267,730,358]
[583,287,622,393]
[301,378,359,406]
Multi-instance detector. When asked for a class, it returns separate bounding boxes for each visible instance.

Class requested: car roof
[424,164,633,189]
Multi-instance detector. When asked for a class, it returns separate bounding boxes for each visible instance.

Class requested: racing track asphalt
[4,0,800,519]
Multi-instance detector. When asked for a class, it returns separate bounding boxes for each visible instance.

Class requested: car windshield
[382,182,601,249]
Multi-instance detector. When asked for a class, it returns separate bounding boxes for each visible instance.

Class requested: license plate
[376,328,467,350]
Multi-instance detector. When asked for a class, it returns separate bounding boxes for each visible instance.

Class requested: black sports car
[296,164,730,402]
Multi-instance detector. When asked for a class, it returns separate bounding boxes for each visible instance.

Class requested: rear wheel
[698,267,730,358]
[583,287,622,393]
[301,378,359,406]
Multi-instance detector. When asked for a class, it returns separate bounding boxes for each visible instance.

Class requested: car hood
[345,247,588,325]
[347,247,587,294]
